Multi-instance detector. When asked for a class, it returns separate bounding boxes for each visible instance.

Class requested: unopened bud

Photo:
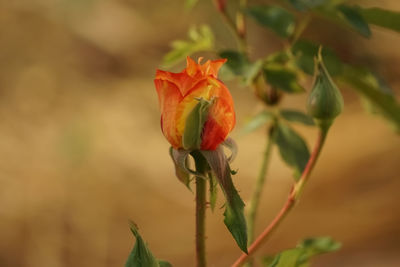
[307,48,344,130]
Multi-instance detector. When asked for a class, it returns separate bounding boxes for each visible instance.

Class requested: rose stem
[194,152,208,267]
[232,128,329,267]
[246,124,276,250]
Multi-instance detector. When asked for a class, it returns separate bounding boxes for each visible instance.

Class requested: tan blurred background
[0,0,400,266]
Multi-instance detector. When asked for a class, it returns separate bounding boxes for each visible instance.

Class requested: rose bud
[154,57,235,150]
[307,49,344,130]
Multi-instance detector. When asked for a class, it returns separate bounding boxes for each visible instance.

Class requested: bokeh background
[1,0,399,266]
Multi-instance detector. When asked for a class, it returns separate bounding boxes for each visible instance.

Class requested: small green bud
[307,48,344,129]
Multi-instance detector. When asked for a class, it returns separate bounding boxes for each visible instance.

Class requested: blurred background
[0,0,399,266]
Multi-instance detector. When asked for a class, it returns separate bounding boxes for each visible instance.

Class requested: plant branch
[212,0,248,53]
[232,128,329,267]
[193,152,208,267]
[247,124,276,245]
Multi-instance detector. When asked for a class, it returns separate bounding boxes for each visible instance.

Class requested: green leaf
[269,248,305,267]
[219,50,263,85]
[219,50,249,76]
[339,65,400,132]
[183,98,213,150]
[291,40,342,76]
[280,109,315,126]
[263,237,341,267]
[263,64,305,93]
[241,110,274,135]
[336,4,371,38]
[200,147,248,253]
[275,122,310,179]
[246,5,296,38]
[125,222,161,267]
[288,0,329,11]
[299,237,341,257]
[243,60,264,85]
[162,25,214,67]
[358,7,400,33]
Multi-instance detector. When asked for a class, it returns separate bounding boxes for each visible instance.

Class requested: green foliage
[275,122,310,179]
[126,222,172,267]
[183,98,213,150]
[200,148,248,253]
[358,7,400,33]
[336,4,371,38]
[241,110,274,135]
[263,64,304,93]
[280,109,315,126]
[291,40,342,76]
[246,5,296,38]
[340,65,400,132]
[307,51,344,125]
[288,0,329,11]
[219,50,249,76]
[219,50,263,84]
[163,25,214,67]
[262,237,341,267]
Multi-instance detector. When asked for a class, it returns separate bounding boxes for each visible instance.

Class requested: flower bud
[154,57,236,150]
[307,50,344,129]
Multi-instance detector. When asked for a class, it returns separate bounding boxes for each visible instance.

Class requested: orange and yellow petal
[200,59,227,78]
[201,80,235,150]
[175,79,212,136]
[154,79,183,148]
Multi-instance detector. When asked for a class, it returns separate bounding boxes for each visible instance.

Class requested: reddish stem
[232,130,328,267]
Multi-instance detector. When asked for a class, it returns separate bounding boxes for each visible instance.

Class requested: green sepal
[125,221,172,267]
[275,122,310,180]
[169,147,192,190]
[208,172,218,212]
[221,137,238,163]
[200,147,248,253]
[307,50,344,126]
[183,97,213,150]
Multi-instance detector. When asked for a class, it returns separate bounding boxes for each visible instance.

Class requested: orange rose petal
[201,59,227,77]
[155,57,234,150]
[201,80,235,150]
[154,79,183,148]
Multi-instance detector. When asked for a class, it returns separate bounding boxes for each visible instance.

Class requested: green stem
[245,124,276,267]
[213,0,248,53]
[232,128,329,267]
[193,151,208,267]
[247,125,276,244]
